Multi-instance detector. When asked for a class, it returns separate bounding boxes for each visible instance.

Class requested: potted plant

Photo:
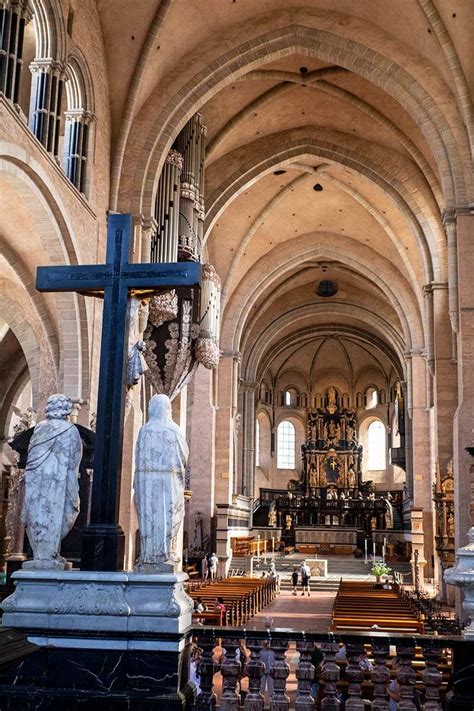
[371,562,391,584]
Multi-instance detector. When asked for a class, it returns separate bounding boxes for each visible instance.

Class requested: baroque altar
[302,394,362,495]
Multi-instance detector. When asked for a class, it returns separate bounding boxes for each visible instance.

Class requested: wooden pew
[332,580,423,633]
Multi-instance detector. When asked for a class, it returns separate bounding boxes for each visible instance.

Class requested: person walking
[291,567,299,595]
[209,552,219,581]
[300,560,311,596]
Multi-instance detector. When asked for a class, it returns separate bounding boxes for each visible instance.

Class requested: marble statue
[126,297,149,388]
[22,394,82,569]
[134,394,188,570]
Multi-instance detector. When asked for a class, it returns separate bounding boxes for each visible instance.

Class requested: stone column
[409,351,432,579]
[431,282,457,594]
[214,354,236,507]
[241,380,257,500]
[452,212,474,548]
[186,366,216,557]
[29,58,65,156]
[63,109,93,193]
[0,0,32,106]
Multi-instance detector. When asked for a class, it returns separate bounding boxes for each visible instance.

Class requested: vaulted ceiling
[96,0,473,384]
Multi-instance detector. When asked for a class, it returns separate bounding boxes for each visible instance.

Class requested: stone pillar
[0,0,32,106]
[241,380,257,500]
[29,58,65,156]
[186,366,215,557]
[410,509,426,589]
[452,212,474,549]
[214,354,237,568]
[431,282,457,594]
[63,109,93,193]
[214,354,237,507]
[409,351,432,578]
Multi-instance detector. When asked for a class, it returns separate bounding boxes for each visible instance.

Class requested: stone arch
[251,323,406,387]
[119,20,470,216]
[0,290,57,409]
[0,151,89,400]
[222,236,422,358]
[30,0,67,62]
[206,135,443,284]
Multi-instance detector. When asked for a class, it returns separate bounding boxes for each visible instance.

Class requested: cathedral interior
[0,1,473,706]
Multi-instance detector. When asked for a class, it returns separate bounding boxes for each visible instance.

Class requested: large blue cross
[36,213,200,571]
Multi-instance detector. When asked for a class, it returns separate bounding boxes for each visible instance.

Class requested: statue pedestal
[445,527,474,639]
[1,570,194,709]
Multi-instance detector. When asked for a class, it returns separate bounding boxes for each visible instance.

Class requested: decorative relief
[195,337,220,369]
[49,582,129,616]
[148,291,178,328]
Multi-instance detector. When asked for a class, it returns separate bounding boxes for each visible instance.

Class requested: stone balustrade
[190,627,473,710]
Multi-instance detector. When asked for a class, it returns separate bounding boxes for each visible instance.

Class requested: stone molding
[2,570,193,636]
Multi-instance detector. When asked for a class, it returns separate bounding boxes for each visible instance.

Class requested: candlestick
[364,538,368,564]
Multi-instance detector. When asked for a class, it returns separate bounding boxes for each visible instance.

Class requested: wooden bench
[187,576,276,626]
[331,580,423,633]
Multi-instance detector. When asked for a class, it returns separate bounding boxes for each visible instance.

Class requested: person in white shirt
[300,561,311,596]
[209,553,219,581]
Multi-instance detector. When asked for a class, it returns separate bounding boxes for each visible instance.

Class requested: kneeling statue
[134,394,188,571]
[22,394,82,569]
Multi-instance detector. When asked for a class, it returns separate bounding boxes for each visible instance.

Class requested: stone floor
[250,587,337,632]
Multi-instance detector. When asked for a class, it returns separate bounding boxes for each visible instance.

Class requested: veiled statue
[134,394,188,571]
[22,394,82,569]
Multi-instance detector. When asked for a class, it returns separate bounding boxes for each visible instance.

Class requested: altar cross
[36,213,200,571]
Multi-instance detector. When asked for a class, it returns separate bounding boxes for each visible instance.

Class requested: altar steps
[230,555,412,583]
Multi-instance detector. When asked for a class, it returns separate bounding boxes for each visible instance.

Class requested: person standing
[291,567,299,595]
[300,560,311,596]
[260,641,275,698]
[209,552,219,580]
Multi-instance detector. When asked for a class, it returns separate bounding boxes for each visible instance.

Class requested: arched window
[255,419,260,467]
[365,386,378,409]
[368,420,386,470]
[277,420,295,469]
[283,388,298,407]
[63,52,94,194]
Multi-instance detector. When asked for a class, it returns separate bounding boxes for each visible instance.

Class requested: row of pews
[187,576,276,626]
[332,580,423,633]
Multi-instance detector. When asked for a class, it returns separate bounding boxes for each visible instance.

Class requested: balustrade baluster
[220,638,241,711]
[269,639,290,711]
[395,644,417,711]
[370,641,390,711]
[421,645,443,711]
[244,639,265,711]
[320,642,341,711]
[195,638,217,710]
[295,641,315,710]
[345,642,365,710]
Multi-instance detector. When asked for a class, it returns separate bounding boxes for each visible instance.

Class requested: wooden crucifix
[36,213,200,571]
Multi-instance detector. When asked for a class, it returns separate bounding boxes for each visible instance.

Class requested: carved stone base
[444,527,474,639]
[2,569,193,645]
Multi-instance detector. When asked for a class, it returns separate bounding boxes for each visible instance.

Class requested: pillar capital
[29,58,66,77]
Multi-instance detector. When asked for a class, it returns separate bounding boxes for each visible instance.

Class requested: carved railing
[189,627,473,710]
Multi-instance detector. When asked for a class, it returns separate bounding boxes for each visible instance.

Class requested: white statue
[22,394,82,569]
[133,394,188,571]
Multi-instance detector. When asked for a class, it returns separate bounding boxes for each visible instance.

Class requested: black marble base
[0,642,195,710]
[80,523,126,571]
